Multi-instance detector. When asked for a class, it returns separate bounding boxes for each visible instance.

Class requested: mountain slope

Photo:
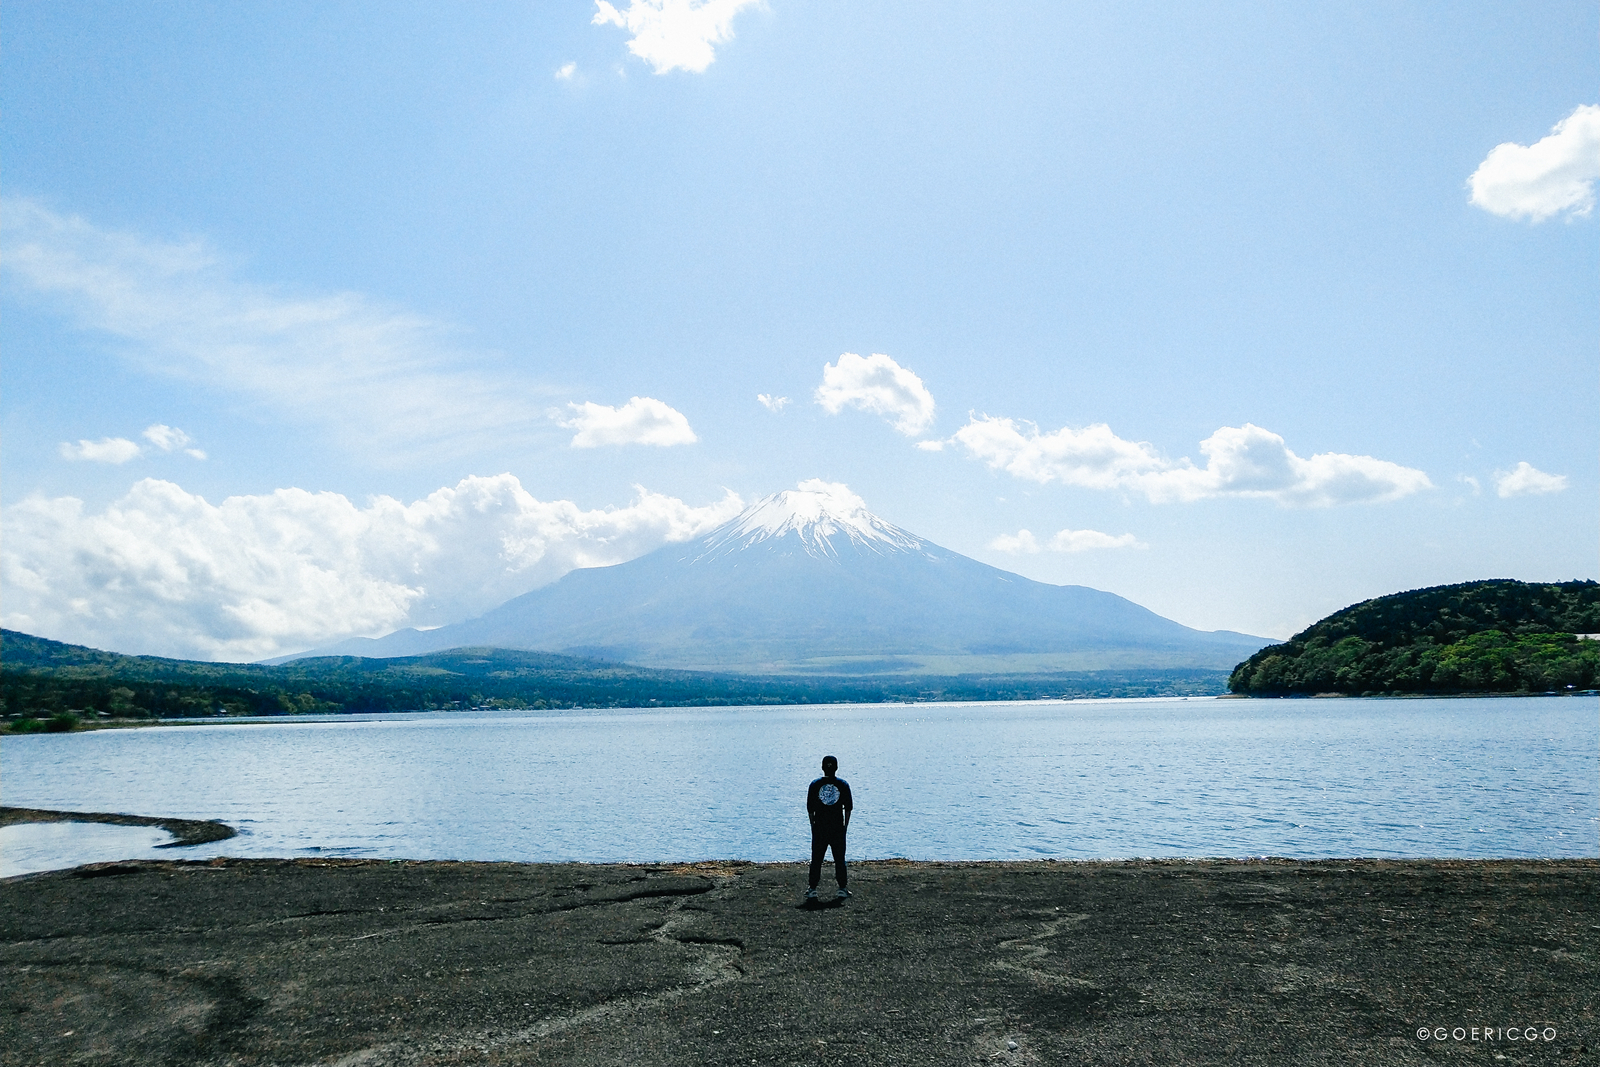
[303,482,1270,673]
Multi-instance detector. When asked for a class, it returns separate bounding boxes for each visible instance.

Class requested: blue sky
[3,0,1595,661]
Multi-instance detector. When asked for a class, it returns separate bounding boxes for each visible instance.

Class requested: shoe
[836,887,851,899]
[804,888,818,901]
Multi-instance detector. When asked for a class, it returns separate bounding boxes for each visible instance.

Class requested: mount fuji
[293,481,1271,674]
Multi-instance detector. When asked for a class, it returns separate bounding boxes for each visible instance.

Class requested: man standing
[806,755,853,901]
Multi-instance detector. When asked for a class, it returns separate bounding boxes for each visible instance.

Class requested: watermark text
[1416,1025,1556,1043]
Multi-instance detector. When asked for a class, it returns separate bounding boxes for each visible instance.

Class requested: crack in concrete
[318,872,749,1067]
[962,914,1100,1067]
[992,912,1093,985]
[343,880,718,943]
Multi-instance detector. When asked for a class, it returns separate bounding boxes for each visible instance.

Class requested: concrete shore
[0,805,237,847]
[2,856,1595,1066]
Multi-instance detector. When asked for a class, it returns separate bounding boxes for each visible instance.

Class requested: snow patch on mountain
[696,479,923,560]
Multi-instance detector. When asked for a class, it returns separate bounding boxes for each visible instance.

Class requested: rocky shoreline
[0,805,237,847]
[3,852,1595,1066]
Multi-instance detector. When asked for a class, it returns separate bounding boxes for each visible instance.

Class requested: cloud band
[952,418,1431,506]
[2,476,743,661]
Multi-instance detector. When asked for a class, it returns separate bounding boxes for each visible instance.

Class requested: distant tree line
[1229,580,1600,696]
[1,629,1234,730]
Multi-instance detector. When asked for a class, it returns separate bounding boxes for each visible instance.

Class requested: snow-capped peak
[696,479,923,559]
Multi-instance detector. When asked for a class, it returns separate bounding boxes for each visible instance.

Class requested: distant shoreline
[6,687,1593,736]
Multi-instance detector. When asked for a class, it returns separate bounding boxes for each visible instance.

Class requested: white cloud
[1048,528,1146,552]
[915,439,945,452]
[57,424,206,464]
[59,437,142,464]
[1469,104,1600,222]
[0,475,744,661]
[756,393,789,412]
[142,424,189,451]
[1,198,553,462]
[953,418,1163,491]
[561,396,698,447]
[989,527,1144,554]
[815,352,937,436]
[989,529,1040,554]
[1495,461,1568,498]
[141,423,206,460]
[953,418,1431,506]
[592,0,760,74]
[555,62,577,80]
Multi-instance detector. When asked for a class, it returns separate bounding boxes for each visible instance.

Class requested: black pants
[809,823,847,889]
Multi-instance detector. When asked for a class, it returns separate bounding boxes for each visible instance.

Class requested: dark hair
[821,755,838,771]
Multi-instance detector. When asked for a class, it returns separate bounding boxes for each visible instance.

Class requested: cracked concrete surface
[2,858,1595,1065]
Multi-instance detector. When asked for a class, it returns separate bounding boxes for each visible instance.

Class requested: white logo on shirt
[818,783,840,806]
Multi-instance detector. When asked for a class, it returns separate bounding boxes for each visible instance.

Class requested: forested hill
[1228,580,1600,696]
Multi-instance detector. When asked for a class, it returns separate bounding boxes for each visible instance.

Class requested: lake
[1,695,1594,877]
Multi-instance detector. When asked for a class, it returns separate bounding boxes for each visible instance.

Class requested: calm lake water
[2,696,1595,876]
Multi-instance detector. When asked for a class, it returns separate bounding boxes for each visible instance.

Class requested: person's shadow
[795,896,847,910]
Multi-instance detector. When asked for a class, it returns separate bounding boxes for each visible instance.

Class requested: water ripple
[1,696,1594,870]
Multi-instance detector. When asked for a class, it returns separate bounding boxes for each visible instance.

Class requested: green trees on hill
[1230,580,1600,696]
[1,629,1236,727]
